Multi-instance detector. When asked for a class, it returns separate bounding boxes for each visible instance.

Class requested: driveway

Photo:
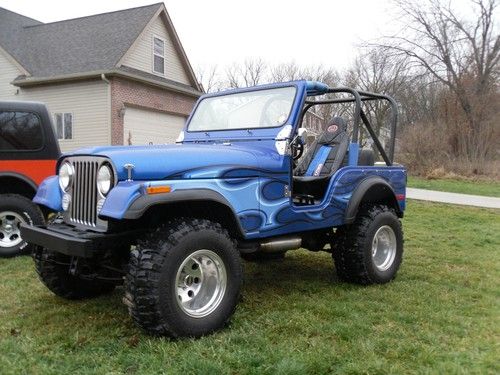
[406,188,500,209]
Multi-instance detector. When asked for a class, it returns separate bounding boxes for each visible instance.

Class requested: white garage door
[123,107,186,145]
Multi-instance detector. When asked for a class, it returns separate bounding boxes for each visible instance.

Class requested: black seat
[293,116,349,200]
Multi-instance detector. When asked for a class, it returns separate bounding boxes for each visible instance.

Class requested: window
[188,87,297,132]
[0,111,43,151]
[153,36,165,75]
[54,113,73,140]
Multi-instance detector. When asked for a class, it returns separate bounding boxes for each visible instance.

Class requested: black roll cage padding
[301,88,398,166]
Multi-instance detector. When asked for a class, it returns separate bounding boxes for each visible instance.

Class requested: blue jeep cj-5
[21,80,406,337]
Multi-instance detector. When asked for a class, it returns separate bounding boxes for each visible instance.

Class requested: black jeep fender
[122,189,246,237]
[344,176,402,224]
[0,172,38,197]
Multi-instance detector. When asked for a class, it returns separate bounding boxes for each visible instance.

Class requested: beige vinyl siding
[124,106,185,145]
[17,80,110,153]
[0,48,23,99]
[121,15,191,85]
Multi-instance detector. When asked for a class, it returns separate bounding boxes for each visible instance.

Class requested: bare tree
[374,0,500,160]
[240,58,267,87]
[221,58,268,88]
[269,61,302,82]
[196,65,220,93]
[225,63,242,88]
[344,50,413,147]
[268,61,338,86]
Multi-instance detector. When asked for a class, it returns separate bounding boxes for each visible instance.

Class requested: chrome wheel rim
[175,249,227,318]
[0,211,26,248]
[371,225,397,271]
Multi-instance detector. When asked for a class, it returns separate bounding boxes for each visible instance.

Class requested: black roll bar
[302,88,398,165]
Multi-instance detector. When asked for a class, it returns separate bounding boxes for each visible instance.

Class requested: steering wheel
[260,95,291,127]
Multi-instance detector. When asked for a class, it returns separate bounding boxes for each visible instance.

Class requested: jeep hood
[67,142,285,180]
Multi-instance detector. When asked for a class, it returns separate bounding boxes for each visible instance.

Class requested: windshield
[188,86,296,132]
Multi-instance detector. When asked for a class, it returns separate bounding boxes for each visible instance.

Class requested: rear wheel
[125,218,242,338]
[333,204,403,284]
[0,194,44,258]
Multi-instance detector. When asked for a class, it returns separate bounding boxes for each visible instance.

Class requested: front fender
[122,188,238,220]
[99,181,239,221]
[98,181,143,219]
[99,180,247,237]
[33,175,63,211]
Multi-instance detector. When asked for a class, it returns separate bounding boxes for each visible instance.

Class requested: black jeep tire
[241,251,286,262]
[0,194,45,258]
[34,249,116,299]
[125,218,242,338]
[333,204,403,285]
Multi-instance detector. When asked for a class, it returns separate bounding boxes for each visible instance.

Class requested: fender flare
[0,172,38,192]
[345,176,401,223]
[122,188,246,237]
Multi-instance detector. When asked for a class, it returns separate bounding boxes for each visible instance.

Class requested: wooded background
[196,0,499,179]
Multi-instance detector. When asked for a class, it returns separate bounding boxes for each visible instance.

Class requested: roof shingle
[0,3,162,77]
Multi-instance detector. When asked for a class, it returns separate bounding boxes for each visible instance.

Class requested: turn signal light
[146,185,171,194]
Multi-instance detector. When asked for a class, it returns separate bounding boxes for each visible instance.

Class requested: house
[303,110,324,136]
[0,3,202,152]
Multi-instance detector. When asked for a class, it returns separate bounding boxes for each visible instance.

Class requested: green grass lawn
[1,202,499,374]
[408,176,500,197]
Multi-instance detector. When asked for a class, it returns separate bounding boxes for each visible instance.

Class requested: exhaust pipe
[259,237,302,253]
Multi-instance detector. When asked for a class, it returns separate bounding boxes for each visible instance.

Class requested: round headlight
[97,164,113,196]
[59,162,73,191]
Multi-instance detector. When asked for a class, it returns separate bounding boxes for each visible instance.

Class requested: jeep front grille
[70,160,99,227]
[62,156,113,230]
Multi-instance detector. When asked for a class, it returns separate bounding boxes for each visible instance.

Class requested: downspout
[101,73,110,85]
[101,74,112,145]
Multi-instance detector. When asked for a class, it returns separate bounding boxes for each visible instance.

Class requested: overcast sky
[0,0,478,72]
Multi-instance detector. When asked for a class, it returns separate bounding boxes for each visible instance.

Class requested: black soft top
[0,100,60,160]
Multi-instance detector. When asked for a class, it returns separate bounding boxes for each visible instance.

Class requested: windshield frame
[186,84,299,133]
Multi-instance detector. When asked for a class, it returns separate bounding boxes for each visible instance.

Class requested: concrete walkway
[406,188,500,209]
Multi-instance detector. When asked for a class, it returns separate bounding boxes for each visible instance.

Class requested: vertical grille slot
[69,159,100,227]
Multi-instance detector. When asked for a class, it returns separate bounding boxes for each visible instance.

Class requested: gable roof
[0,7,41,74]
[0,3,202,93]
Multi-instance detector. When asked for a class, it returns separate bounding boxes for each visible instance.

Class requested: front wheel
[34,249,116,299]
[125,218,242,338]
[333,204,403,284]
